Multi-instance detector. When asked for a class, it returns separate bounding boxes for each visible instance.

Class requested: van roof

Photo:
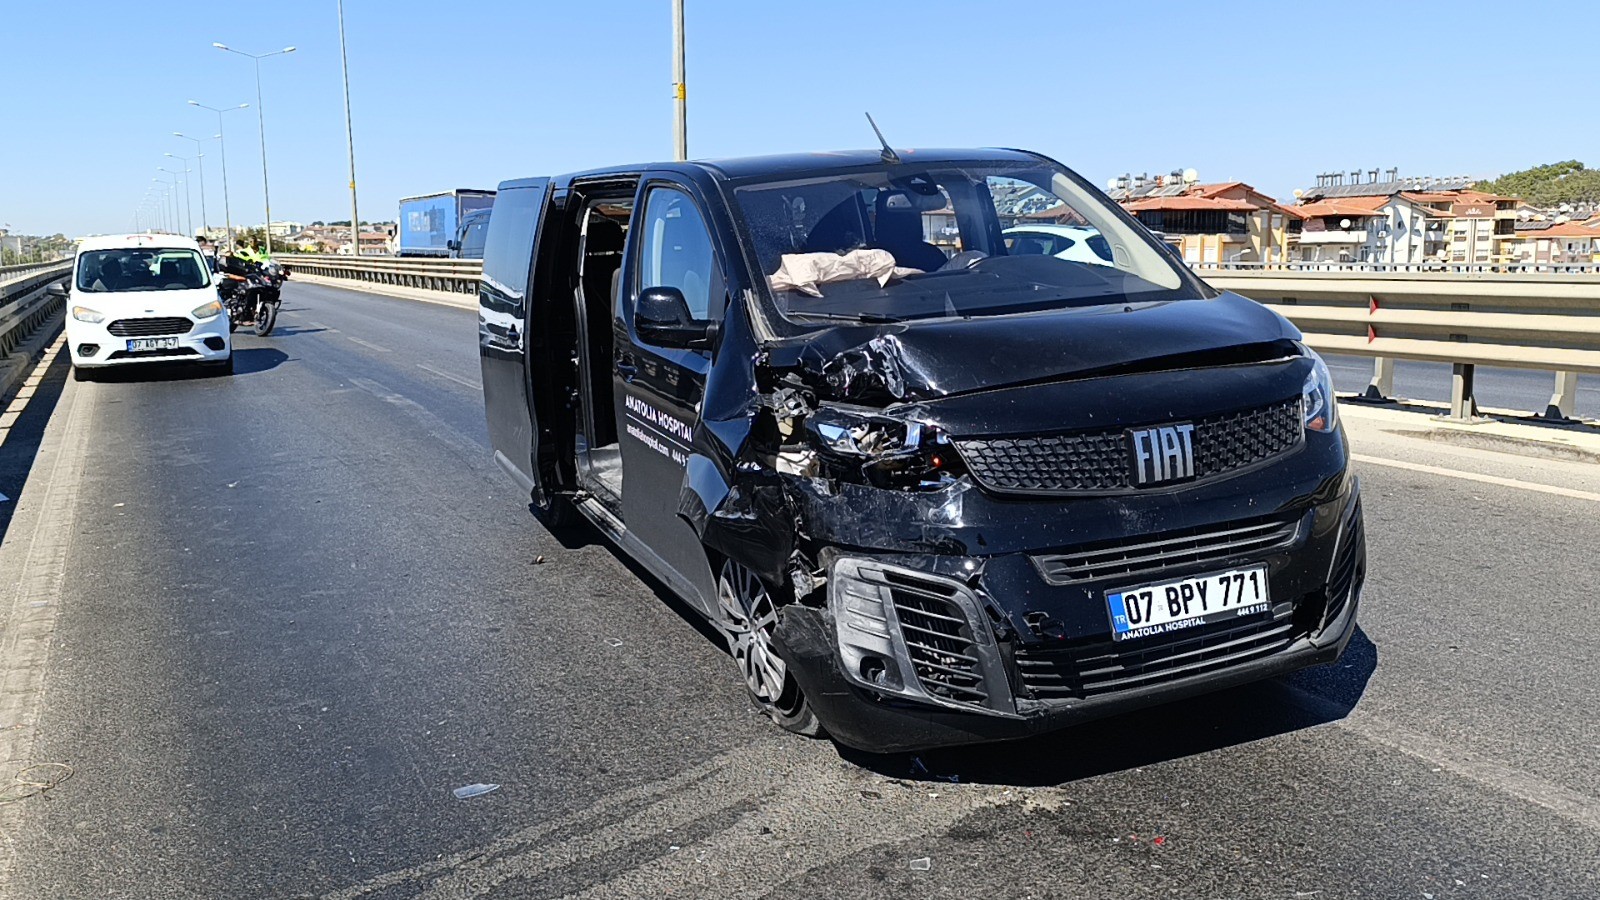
[500,148,1045,192]
[77,233,202,253]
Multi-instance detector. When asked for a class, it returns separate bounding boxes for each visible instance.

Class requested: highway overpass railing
[0,259,72,369]
[1205,270,1600,420]
[282,254,1600,423]
[284,254,482,296]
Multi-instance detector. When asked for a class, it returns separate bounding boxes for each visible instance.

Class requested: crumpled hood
[770,292,1301,403]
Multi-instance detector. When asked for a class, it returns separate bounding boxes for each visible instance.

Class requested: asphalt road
[0,281,1597,898]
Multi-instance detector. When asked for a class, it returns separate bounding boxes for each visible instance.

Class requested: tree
[1476,160,1600,206]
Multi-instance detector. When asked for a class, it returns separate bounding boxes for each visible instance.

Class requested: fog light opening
[76,343,99,357]
[203,336,226,351]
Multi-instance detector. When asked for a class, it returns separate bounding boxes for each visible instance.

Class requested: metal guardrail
[1206,271,1600,420]
[1192,260,1600,276]
[0,259,73,286]
[0,260,72,361]
[283,254,482,295]
[284,254,1600,422]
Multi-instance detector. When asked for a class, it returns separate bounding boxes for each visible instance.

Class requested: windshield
[732,161,1204,325]
[76,248,211,293]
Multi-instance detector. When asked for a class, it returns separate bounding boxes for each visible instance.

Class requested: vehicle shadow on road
[0,348,70,545]
[85,348,291,380]
[837,627,1380,787]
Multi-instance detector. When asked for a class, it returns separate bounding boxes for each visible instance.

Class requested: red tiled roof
[1294,199,1387,218]
[1532,222,1599,238]
[1122,195,1257,213]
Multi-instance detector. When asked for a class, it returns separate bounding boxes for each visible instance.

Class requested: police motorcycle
[217,252,282,336]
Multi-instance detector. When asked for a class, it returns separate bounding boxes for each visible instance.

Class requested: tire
[534,493,582,532]
[71,365,93,383]
[215,353,235,376]
[253,302,278,336]
[714,559,824,738]
[228,316,239,333]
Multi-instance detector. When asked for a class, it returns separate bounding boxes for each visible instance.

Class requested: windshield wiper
[790,310,901,324]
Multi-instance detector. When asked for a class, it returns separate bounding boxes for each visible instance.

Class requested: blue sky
[4,0,1596,237]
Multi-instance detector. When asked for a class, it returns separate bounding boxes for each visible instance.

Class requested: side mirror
[634,286,715,350]
[47,282,69,298]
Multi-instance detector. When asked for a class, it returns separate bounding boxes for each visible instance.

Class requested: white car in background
[1003,224,1116,267]
[54,234,233,381]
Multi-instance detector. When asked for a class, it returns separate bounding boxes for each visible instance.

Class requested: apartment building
[1105,173,1297,264]
[1295,172,1518,265]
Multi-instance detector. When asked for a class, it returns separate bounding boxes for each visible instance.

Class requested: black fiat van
[478,148,1365,753]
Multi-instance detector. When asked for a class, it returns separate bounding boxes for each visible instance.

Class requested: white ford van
[55,234,233,380]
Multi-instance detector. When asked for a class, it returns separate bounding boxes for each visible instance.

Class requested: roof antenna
[865,112,901,164]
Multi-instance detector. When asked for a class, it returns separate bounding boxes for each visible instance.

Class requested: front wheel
[715,559,823,738]
[253,302,278,336]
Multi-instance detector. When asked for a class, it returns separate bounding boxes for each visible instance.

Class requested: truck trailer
[397,189,495,257]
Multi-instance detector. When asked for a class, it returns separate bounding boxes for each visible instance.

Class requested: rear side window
[482,189,541,299]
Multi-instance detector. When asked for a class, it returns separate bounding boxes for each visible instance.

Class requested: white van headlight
[191,300,223,320]
[1302,349,1338,433]
[71,306,106,324]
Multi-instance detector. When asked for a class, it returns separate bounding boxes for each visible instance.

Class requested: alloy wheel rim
[717,561,786,703]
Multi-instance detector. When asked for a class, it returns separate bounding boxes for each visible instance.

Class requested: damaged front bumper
[770,470,1366,755]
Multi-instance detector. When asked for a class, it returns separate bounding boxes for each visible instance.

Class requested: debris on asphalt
[759,826,774,835]
[910,756,929,776]
[1152,836,1167,847]
[0,492,9,502]
[604,638,624,648]
[227,481,239,488]
[909,857,931,871]
[533,555,546,564]
[452,783,500,799]
[0,763,75,804]
[859,790,882,800]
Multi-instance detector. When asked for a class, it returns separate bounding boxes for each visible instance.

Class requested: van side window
[638,187,723,321]
[482,188,540,299]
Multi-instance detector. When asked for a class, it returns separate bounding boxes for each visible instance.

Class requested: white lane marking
[307,321,340,333]
[346,337,391,353]
[415,363,480,390]
[1284,685,1600,834]
[1352,453,1600,503]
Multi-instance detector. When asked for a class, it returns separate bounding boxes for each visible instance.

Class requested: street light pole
[155,177,178,234]
[338,0,361,257]
[189,101,249,250]
[671,0,687,161]
[159,167,190,237]
[214,43,296,253]
[173,134,211,238]
[164,155,196,238]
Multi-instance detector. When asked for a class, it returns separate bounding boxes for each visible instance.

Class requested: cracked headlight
[803,407,965,487]
[1302,348,1338,433]
[71,306,106,324]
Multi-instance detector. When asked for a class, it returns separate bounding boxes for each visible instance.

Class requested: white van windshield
[76,249,210,293]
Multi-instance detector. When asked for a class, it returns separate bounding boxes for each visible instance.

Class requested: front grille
[1324,503,1365,628]
[107,348,200,360]
[1014,614,1297,700]
[107,317,193,337]
[1033,513,1301,586]
[884,570,988,705]
[954,397,1304,495]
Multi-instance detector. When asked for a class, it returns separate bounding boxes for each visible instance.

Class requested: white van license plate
[127,338,180,352]
[1106,565,1269,641]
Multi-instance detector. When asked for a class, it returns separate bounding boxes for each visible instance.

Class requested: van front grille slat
[107,317,193,337]
[1033,513,1301,585]
[954,397,1304,496]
